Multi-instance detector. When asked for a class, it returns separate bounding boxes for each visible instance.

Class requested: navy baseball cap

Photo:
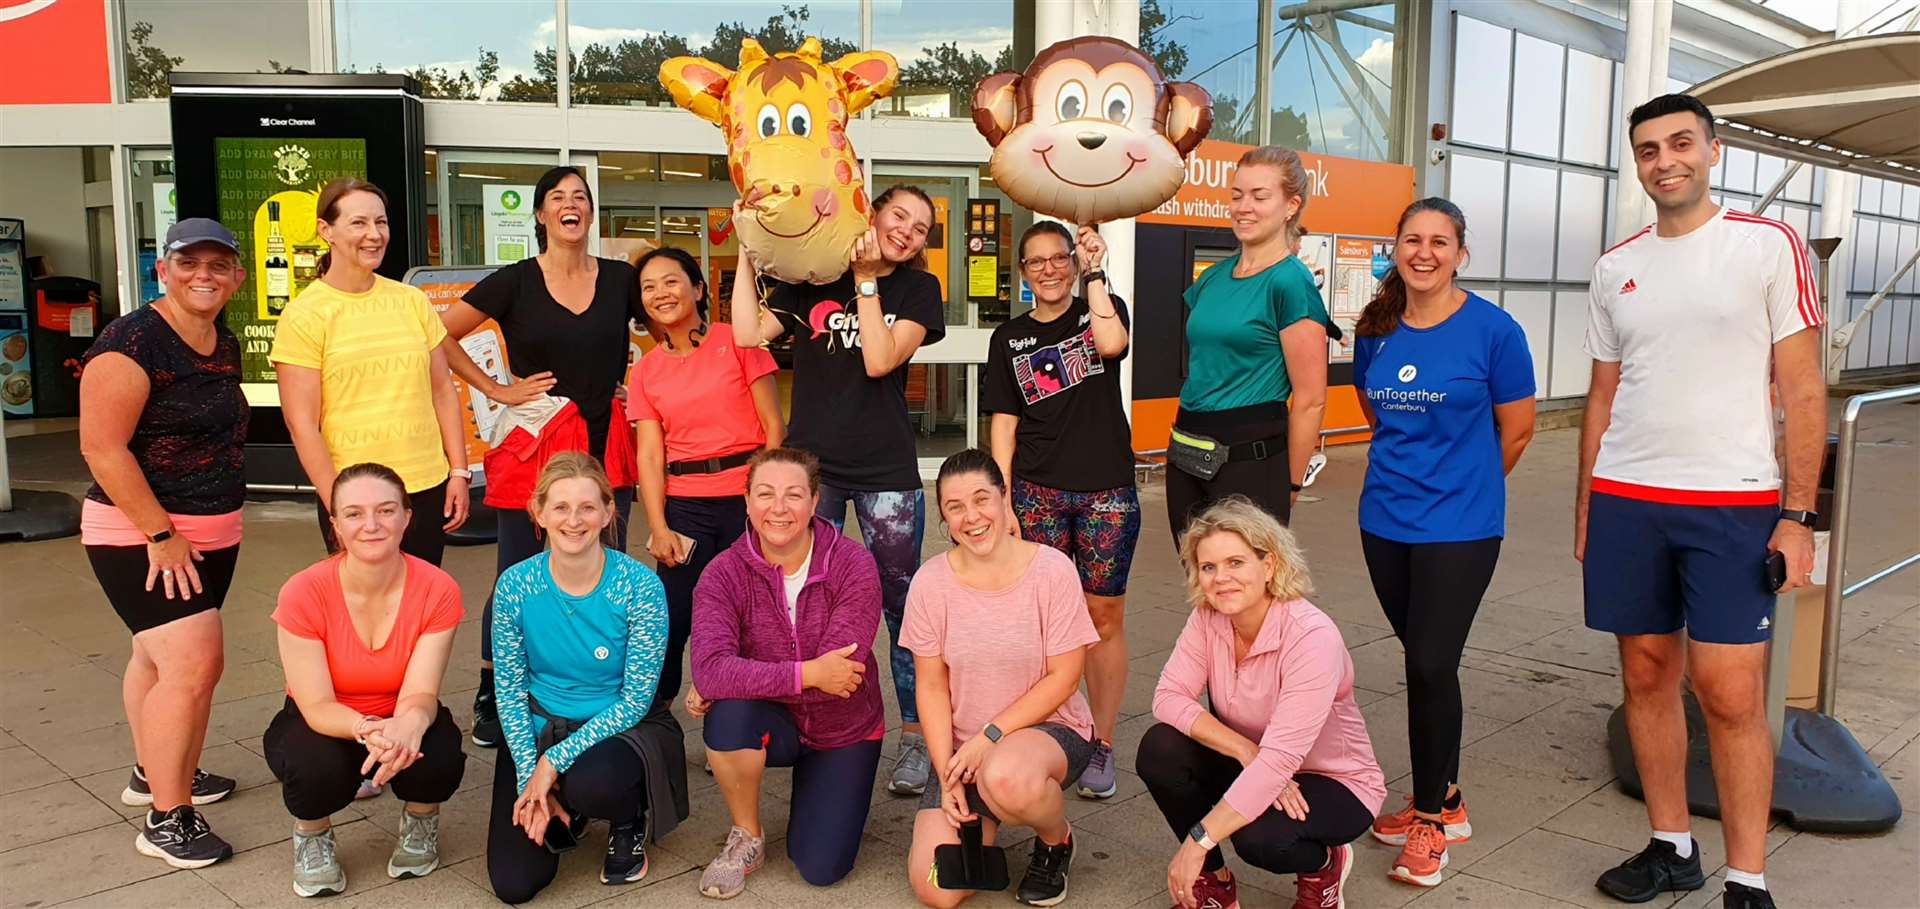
[164,218,240,255]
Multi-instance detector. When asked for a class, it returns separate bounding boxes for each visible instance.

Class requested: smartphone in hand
[1766,550,1788,592]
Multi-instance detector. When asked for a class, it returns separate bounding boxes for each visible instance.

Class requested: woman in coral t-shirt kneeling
[265,463,467,898]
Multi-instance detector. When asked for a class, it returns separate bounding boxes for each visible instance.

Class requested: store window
[336,0,557,102]
[591,152,737,305]
[567,0,859,106]
[1268,0,1399,161]
[127,151,177,302]
[1152,0,1262,144]
[122,0,311,99]
[0,147,117,417]
[435,153,561,266]
[873,0,1014,119]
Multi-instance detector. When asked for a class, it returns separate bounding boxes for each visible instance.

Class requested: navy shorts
[1582,492,1780,645]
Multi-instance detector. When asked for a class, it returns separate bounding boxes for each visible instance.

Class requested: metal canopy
[1688,31,1920,186]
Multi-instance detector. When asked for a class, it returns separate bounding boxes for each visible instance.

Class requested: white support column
[1819,0,1867,382]
[1613,0,1673,243]
[1032,0,1141,424]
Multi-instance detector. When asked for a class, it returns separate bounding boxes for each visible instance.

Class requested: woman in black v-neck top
[435,166,645,749]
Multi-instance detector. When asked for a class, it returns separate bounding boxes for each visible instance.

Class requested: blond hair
[529,451,619,546]
[1237,145,1310,247]
[1178,496,1314,609]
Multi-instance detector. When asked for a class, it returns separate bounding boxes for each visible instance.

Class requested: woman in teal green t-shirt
[1168,146,1334,543]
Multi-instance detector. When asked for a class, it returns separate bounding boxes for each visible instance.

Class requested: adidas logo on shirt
[1620,279,1638,294]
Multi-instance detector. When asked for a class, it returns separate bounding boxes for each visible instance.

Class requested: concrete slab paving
[2,406,1914,908]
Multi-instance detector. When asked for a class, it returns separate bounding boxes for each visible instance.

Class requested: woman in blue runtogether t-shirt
[486,451,687,903]
[1168,145,1337,542]
[1350,197,1536,890]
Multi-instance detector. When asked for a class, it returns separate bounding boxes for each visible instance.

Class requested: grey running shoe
[134,805,232,869]
[122,766,237,807]
[387,810,440,879]
[890,732,931,796]
[699,825,766,900]
[1076,742,1117,799]
[292,827,347,898]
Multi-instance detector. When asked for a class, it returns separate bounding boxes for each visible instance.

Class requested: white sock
[1652,830,1693,859]
[1725,868,1766,891]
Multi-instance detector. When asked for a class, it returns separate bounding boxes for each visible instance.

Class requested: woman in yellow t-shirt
[272,178,470,564]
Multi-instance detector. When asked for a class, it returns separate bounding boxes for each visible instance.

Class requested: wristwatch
[857,279,879,298]
[146,527,174,544]
[1187,821,1216,850]
[982,723,1004,743]
[449,468,472,480]
[1081,269,1107,288]
[1780,509,1818,529]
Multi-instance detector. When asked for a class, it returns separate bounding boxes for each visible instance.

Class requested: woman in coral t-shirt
[627,246,784,707]
[265,463,467,898]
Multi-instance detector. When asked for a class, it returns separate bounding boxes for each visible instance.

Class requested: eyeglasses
[1020,253,1073,272]
[169,256,239,277]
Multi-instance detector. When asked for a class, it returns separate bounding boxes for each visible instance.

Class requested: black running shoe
[471,689,500,748]
[1724,882,1778,909]
[121,766,237,807]
[134,805,233,869]
[601,814,649,885]
[1595,838,1705,903]
[1016,833,1074,907]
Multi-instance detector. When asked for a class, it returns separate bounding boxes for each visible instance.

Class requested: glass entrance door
[433,149,561,266]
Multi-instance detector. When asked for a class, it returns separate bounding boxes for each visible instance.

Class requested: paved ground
[2,401,1916,909]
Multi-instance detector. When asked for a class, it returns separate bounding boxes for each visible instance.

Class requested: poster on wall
[1328,237,1391,363]
[214,137,368,382]
[483,185,536,264]
[0,219,25,312]
[0,312,29,416]
[409,266,509,478]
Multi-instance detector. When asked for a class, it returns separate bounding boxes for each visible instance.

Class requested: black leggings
[319,480,448,566]
[1359,531,1502,814]
[1137,723,1371,874]
[487,737,649,904]
[262,698,466,821]
[1165,402,1292,545]
[703,699,881,885]
[653,495,747,705]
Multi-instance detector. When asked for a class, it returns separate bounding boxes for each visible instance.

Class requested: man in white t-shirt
[1577,94,1824,909]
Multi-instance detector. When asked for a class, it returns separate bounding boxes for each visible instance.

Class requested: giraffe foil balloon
[662,38,899,284]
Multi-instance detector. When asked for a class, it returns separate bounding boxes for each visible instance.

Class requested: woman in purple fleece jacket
[686,448,886,897]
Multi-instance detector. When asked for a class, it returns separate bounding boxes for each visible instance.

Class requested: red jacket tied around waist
[482,397,637,510]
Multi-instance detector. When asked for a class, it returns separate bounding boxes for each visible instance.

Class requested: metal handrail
[1818,383,1920,714]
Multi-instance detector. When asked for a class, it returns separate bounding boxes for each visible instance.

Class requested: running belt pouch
[1167,428,1227,480]
[933,819,1009,891]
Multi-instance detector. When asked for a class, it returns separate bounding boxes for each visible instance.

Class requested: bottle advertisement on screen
[213,137,368,382]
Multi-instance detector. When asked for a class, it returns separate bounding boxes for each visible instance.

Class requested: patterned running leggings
[1012,479,1142,597]
[816,484,925,725]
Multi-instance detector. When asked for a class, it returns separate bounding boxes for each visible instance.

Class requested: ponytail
[1355,196,1470,338]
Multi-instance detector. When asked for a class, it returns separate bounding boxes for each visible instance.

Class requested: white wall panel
[1505,163,1559,280]
[1902,184,1920,221]
[1562,50,1611,167]
[1846,298,1870,370]
[1851,219,1879,292]
[1608,63,1623,169]
[1754,155,1785,200]
[1502,290,1553,398]
[1549,291,1592,397]
[1876,219,1901,288]
[1723,146,1756,193]
[1910,300,1920,366]
[1510,35,1564,159]
[1857,177,1883,215]
[1556,172,1605,281]
[1450,154,1507,279]
[1887,298,1911,366]
[1451,17,1512,149]
[1868,296,1891,367]
[1785,161,1814,202]
[1902,224,1919,295]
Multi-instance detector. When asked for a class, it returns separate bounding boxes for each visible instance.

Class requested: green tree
[897,41,1014,115]
[124,21,185,99]
[1140,0,1190,80]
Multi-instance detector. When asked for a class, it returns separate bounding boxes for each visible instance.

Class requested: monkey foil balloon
[661,38,899,284]
[974,37,1211,225]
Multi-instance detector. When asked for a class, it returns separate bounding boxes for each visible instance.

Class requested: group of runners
[74,92,1812,909]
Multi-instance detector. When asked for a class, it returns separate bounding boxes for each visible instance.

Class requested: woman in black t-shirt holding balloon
[982,220,1139,803]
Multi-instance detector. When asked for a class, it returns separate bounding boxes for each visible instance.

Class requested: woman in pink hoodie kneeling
[1143,496,1387,909]
[685,448,885,899]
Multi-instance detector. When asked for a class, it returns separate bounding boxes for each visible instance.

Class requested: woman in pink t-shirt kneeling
[901,450,1102,909]
[1143,497,1386,909]
[265,463,467,898]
